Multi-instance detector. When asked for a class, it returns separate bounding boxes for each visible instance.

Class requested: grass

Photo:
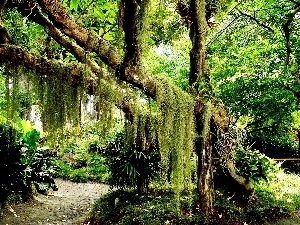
[86,169,300,225]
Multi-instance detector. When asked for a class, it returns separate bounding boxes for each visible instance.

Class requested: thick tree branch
[17,0,157,98]
[189,0,209,88]
[0,1,11,45]
[0,45,133,116]
[0,0,7,19]
[35,0,121,69]
[122,0,142,64]
[226,161,254,193]
[17,4,101,79]
[0,45,58,74]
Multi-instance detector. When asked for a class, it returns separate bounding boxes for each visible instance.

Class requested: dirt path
[0,179,109,225]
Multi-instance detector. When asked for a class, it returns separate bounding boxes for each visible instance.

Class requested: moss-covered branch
[18,0,156,98]
[33,0,121,70]
[17,4,101,77]
[0,44,134,126]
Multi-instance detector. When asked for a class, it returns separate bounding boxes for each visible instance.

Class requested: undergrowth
[53,153,109,183]
[87,188,208,225]
[86,170,300,225]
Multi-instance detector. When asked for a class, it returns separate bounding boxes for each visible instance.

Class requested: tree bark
[188,0,215,216]
[197,100,214,216]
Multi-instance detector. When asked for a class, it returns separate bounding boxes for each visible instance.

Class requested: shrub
[21,128,57,193]
[0,122,57,208]
[87,169,300,225]
[104,131,160,192]
[235,147,278,182]
[0,124,28,207]
[88,189,208,225]
[70,168,89,183]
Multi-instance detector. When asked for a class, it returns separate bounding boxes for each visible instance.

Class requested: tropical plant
[0,122,57,209]
[104,131,160,193]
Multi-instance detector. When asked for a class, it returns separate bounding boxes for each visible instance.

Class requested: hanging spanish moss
[156,77,195,200]
[3,56,195,204]
[93,73,122,138]
[25,62,90,141]
[125,101,157,150]
[4,63,22,122]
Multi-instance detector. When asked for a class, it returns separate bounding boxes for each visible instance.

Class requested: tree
[0,0,261,218]
[209,0,300,157]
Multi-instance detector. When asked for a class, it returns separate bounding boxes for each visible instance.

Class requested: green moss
[156,77,195,199]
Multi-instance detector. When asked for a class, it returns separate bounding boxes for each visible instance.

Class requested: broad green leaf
[70,0,79,11]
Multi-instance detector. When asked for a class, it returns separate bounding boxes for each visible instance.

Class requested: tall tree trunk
[197,100,214,216]
[188,0,215,216]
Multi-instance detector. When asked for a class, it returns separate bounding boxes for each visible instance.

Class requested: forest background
[0,0,300,224]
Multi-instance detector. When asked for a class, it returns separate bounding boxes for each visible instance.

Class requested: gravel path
[0,179,109,225]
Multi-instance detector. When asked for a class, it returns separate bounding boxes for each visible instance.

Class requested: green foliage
[0,124,28,206]
[19,122,57,193]
[87,153,110,181]
[143,40,191,90]
[0,122,57,208]
[54,159,74,180]
[89,189,207,225]
[62,0,121,44]
[147,1,187,46]
[70,168,89,183]
[255,171,300,214]
[292,110,300,131]
[54,153,109,183]
[235,148,279,182]
[54,119,123,183]
[208,0,300,156]
[21,145,58,193]
[88,169,300,225]
[3,9,47,55]
[104,131,160,192]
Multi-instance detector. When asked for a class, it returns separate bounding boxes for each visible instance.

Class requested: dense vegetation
[0,0,300,224]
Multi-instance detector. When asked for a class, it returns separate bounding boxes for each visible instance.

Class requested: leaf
[70,0,79,11]
[251,165,258,171]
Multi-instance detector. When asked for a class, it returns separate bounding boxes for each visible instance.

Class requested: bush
[70,168,89,183]
[21,127,57,193]
[104,131,160,192]
[235,147,278,182]
[87,169,300,225]
[0,123,57,208]
[0,124,28,207]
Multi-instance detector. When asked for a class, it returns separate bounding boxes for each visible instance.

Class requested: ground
[265,210,300,225]
[0,179,109,225]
